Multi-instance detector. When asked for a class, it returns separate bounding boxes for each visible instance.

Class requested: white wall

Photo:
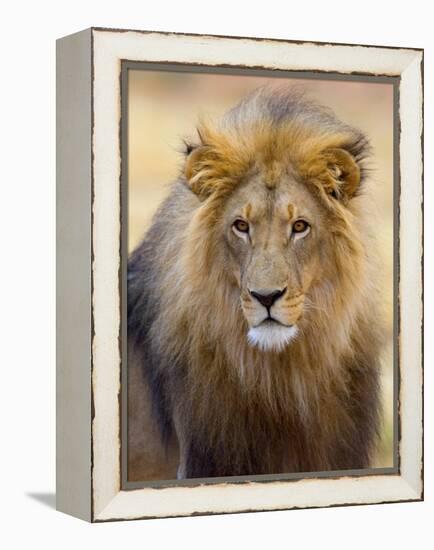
[1,1,431,547]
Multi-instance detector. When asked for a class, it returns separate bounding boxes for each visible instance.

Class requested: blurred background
[128,69,394,468]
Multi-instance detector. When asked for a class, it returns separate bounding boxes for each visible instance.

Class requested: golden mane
[128,86,384,478]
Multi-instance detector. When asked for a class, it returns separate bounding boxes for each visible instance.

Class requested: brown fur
[128,86,385,479]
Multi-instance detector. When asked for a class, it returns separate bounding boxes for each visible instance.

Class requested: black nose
[249,288,286,309]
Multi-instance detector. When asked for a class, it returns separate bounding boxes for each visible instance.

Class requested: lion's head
[180,87,369,353]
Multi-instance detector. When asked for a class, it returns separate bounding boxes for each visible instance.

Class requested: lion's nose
[249,288,287,309]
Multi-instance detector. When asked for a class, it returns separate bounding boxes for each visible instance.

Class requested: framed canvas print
[56,27,423,522]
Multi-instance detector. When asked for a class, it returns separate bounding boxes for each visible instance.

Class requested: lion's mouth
[247,320,299,352]
[256,317,293,329]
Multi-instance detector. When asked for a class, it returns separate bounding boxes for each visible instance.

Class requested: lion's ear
[184,145,206,182]
[319,148,361,202]
[184,144,214,198]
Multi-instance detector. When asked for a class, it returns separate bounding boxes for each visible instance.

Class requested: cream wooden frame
[56,27,423,522]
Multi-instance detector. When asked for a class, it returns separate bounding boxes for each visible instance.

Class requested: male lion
[127,86,385,480]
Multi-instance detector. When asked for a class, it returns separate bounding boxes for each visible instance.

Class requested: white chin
[247,322,299,352]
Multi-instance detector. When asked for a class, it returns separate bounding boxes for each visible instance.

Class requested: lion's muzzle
[241,287,304,352]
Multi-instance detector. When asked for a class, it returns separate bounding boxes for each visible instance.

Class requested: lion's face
[223,170,325,352]
[183,100,364,354]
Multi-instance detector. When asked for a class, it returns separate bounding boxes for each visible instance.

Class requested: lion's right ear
[183,144,214,198]
[184,145,206,181]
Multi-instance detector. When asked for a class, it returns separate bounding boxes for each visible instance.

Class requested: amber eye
[233,219,249,233]
[292,220,310,234]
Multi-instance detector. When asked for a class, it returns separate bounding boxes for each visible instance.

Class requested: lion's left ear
[319,148,361,202]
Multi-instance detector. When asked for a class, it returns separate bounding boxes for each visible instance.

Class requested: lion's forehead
[224,172,321,225]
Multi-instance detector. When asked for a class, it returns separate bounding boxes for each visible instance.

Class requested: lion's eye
[292,220,310,235]
[233,219,249,233]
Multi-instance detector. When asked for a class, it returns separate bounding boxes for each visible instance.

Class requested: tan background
[128,69,394,468]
